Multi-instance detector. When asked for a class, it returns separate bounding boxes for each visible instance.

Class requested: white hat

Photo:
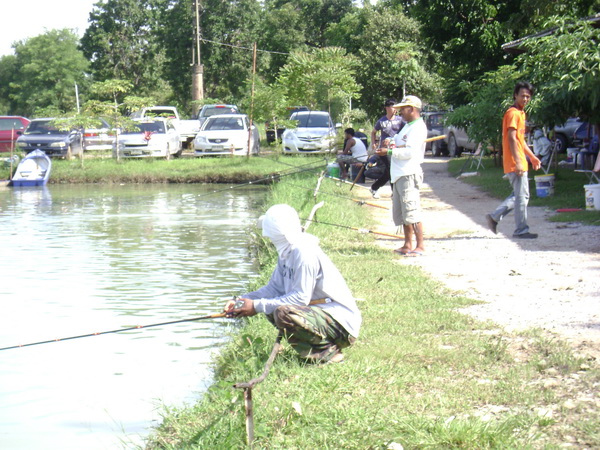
[393,95,422,110]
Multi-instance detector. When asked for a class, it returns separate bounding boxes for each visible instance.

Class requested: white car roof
[206,114,248,120]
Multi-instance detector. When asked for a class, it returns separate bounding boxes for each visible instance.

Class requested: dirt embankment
[359,157,600,360]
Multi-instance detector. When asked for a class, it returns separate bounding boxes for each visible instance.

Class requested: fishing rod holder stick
[233,331,284,446]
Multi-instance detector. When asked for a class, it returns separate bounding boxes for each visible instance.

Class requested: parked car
[196,104,240,129]
[572,122,598,149]
[16,118,83,159]
[553,117,583,152]
[423,111,447,156]
[0,116,30,152]
[194,114,259,156]
[83,118,114,152]
[114,118,181,159]
[282,111,338,154]
[131,106,200,148]
[266,106,310,144]
[445,125,479,157]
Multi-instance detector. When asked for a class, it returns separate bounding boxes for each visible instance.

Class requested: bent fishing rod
[301,217,403,239]
[0,312,231,352]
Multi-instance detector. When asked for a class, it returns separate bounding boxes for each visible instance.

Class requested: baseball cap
[393,95,422,110]
[384,99,396,107]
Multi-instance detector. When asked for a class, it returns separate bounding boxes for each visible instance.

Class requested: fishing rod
[285,181,390,210]
[301,217,403,239]
[0,312,231,352]
[204,159,327,197]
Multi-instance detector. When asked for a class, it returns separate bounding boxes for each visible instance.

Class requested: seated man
[224,204,362,364]
[337,128,368,179]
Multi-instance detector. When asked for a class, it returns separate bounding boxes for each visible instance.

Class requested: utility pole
[191,0,204,115]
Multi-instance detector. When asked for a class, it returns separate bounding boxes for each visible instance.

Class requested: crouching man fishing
[224,204,361,364]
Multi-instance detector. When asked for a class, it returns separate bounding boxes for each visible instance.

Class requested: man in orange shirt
[486,82,541,239]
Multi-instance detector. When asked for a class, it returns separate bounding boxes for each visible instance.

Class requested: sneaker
[485,214,498,234]
[514,232,538,239]
[370,188,380,199]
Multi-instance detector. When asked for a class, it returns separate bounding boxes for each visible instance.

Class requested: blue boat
[9,150,52,187]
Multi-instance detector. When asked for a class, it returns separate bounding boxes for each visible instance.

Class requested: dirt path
[358,157,600,360]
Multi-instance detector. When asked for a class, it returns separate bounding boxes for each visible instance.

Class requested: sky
[1,0,98,57]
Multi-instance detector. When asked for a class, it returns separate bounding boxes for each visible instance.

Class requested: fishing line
[202,158,327,198]
[301,217,403,239]
[0,312,231,352]
[285,181,390,209]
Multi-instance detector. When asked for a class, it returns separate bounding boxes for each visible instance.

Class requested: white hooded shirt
[244,204,362,338]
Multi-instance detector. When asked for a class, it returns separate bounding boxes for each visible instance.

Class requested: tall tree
[80,0,170,99]
[0,55,18,114]
[157,0,264,108]
[519,16,600,125]
[326,6,441,118]
[277,46,360,119]
[9,29,90,117]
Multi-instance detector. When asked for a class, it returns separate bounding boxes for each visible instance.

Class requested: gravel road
[361,157,600,359]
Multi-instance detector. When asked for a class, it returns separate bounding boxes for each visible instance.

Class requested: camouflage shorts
[267,305,355,363]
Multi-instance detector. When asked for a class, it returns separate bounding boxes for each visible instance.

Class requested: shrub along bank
[146,169,599,449]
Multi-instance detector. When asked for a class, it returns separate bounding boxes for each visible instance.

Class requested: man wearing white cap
[224,204,362,364]
[376,95,428,256]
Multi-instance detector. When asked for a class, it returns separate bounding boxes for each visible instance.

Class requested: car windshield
[123,122,165,134]
[205,117,245,131]
[293,113,331,128]
[0,118,26,131]
[24,121,68,135]
[202,106,239,118]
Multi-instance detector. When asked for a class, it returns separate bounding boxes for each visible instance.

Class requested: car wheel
[555,134,567,153]
[175,146,183,158]
[448,134,462,157]
[432,140,442,157]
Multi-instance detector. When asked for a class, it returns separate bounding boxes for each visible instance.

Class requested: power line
[200,38,290,55]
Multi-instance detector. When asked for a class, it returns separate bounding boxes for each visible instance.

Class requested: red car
[0,116,30,152]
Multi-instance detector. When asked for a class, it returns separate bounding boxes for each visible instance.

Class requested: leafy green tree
[0,55,18,114]
[518,16,600,125]
[276,47,360,120]
[80,0,171,100]
[445,65,520,154]
[9,29,90,117]
[356,7,441,117]
[265,0,354,48]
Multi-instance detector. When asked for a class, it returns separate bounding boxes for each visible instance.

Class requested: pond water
[0,183,266,449]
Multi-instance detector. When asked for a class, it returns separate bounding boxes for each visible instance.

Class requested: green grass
[145,171,600,449]
[0,153,332,184]
[448,156,600,225]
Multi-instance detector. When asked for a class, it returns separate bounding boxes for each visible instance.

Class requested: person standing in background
[370,99,405,198]
[486,81,541,239]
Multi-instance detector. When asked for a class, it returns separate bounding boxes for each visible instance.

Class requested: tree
[80,0,170,100]
[445,65,520,154]
[518,16,600,125]
[157,0,264,108]
[0,55,18,114]
[276,47,360,120]
[9,29,90,117]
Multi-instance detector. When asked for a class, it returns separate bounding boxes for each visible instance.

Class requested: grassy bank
[448,156,600,225]
[146,171,599,448]
[0,153,330,184]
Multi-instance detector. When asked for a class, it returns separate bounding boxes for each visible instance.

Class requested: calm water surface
[0,183,266,449]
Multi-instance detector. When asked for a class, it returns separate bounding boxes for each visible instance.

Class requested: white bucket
[534,174,555,198]
[326,162,340,178]
[584,184,600,210]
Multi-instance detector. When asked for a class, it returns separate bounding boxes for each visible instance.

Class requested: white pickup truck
[131,106,200,148]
